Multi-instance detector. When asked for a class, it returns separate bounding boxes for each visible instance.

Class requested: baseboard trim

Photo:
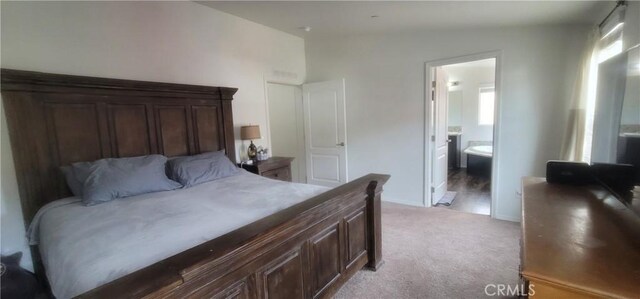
[494,213,521,222]
[382,198,426,208]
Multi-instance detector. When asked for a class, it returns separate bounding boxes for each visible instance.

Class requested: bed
[1,69,390,298]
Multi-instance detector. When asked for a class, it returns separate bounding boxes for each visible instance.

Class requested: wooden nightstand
[239,157,294,182]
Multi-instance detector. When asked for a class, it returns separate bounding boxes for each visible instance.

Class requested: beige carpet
[335,202,520,298]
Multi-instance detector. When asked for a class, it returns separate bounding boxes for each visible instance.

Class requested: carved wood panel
[107,104,153,157]
[201,279,249,299]
[309,224,341,297]
[259,249,305,299]
[213,282,249,299]
[155,105,191,157]
[345,209,367,268]
[191,105,223,153]
[44,102,105,165]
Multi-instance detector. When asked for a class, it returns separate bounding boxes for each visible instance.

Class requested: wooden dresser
[520,177,640,298]
[239,157,294,182]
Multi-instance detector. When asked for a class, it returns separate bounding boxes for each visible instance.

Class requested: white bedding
[28,171,329,298]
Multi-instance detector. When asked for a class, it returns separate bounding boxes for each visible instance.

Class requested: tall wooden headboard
[1,69,238,224]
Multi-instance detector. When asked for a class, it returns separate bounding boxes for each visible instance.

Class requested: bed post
[366,175,388,271]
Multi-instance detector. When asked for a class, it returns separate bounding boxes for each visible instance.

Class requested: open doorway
[266,82,306,183]
[426,53,500,217]
[265,79,348,186]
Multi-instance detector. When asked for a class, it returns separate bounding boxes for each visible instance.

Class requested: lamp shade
[240,125,261,140]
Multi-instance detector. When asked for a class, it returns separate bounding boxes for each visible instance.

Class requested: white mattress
[28,171,329,298]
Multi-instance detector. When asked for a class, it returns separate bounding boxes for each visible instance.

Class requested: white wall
[1,1,306,157]
[443,62,495,167]
[306,25,587,220]
[0,1,305,268]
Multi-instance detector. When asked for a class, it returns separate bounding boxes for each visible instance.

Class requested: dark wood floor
[437,168,491,215]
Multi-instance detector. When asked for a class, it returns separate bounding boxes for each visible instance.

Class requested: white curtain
[560,28,601,161]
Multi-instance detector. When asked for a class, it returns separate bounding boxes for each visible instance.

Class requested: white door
[432,67,449,204]
[267,83,306,183]
[302,79,347,187]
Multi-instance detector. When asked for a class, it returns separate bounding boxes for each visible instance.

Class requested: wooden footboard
[79,174,390,299]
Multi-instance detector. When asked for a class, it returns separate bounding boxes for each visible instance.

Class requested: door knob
[336,142,345,146]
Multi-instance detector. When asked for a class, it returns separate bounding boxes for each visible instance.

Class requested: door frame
[424,50,503,218]
[263,79,307,183]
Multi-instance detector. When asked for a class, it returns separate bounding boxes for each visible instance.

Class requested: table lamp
[240,125,261,161]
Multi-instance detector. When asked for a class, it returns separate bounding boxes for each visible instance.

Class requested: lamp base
[247,140,257,161]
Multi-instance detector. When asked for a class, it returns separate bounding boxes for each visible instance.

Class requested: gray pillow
[60,166,83,197]
[167,151,240,187]
[61,162,98,197]
[73,155,182,206]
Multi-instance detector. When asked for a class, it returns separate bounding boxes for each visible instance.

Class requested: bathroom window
[478,86,495,125]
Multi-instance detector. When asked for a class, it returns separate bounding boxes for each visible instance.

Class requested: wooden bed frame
[1,69,390,298]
